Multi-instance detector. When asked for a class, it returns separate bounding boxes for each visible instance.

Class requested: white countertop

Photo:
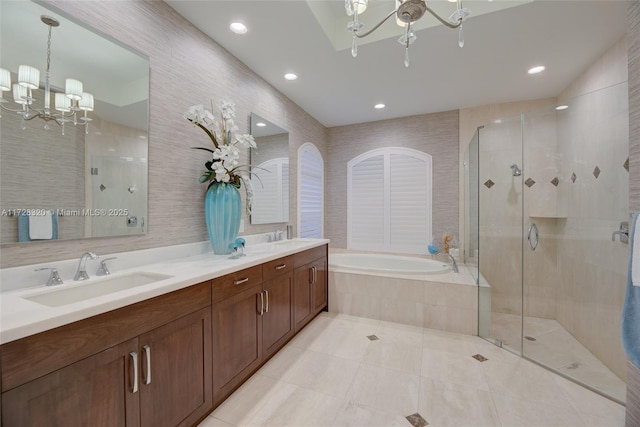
[0,238,329,345]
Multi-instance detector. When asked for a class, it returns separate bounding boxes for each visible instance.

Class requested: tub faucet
[445,252,459,273]
[74,252,98,281]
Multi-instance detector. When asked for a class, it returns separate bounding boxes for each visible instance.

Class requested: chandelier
[346,0,470,67]
[0,15,94,135]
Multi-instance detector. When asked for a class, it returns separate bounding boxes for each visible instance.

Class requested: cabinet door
[2,338,140,427]
[312,257,328,314]
[293,263,313,331]
[138,307,212,427]
[212,284,263,404]
[262,272,294,359]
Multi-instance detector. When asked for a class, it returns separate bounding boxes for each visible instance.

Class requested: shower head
[510,163,522,177]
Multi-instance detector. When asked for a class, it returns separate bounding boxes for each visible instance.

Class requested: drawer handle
[130,351,139,393]
[142,345,151,385]
[275,264,287,270]
[264,290,269,313]
[234,277,249,285]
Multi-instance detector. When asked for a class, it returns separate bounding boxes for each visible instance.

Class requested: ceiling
[168,0,628,128]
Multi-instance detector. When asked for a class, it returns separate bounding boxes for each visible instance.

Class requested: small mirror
[250,114,289,224]
[0,1,150,244]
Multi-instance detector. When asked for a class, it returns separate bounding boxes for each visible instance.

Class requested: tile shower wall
[0,0,328,268]
[326,111,459,250]
[554,37,629,381]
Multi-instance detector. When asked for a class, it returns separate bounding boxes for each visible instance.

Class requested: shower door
[474,82,630,403]
[475,114,524,355]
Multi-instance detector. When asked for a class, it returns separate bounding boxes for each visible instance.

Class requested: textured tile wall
[0,0,327,268]
[630,1,640,214]
[326,111,459,250]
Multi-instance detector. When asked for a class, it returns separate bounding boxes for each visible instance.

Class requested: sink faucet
[74,252,98,281]
[445,252,459,273]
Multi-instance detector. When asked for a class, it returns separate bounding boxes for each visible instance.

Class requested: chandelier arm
[424,4,462,29]
[0,103,26,114]
[354,9,398,38]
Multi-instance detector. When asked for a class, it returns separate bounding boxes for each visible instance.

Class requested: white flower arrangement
[184,99,256,207]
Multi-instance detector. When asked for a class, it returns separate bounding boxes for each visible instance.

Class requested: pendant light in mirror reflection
[346,0,470,67]
[0,0,150,244]
[0,15,94,135]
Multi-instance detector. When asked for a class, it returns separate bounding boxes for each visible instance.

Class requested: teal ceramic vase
[204,183,241,254]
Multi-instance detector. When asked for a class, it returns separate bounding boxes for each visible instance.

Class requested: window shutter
[348,148,432,254]
[298,143,323,238]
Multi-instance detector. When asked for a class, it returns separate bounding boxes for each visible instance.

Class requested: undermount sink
[23,272,174,307]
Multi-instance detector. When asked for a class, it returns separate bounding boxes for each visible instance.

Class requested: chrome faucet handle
[96,257,117,276]
[74,252,98,281]
[35,267,64,286]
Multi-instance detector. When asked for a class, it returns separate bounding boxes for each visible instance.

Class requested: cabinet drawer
[293,245,327,268]
[262,256,293,281]
[212,265,263,303]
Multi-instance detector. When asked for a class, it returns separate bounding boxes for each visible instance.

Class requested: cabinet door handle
[142,344,151,385]
[264,290,269,313]
[275,264,287,270]
[309,267,314,284]
[234,277,249,285]
[258,291,264,315]
[313,266,317,284]
[130,351,139,393]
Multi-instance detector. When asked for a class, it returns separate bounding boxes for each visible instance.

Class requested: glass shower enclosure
[466,82,630,403]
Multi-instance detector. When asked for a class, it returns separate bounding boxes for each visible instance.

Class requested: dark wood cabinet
[139,307,212,427]
[212,282,263,405]
[212,257,296,406]
[262,272,294,359]
[293,246,328,332]
[2,338,140,427]
[1,282,212,427]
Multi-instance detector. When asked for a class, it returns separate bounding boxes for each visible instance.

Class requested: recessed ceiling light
[555,105,569,111]
[256,122,266,127]
[527,65,545,75]
[229,22,248,34]
[374,103,385,109]
[284,73,297,81]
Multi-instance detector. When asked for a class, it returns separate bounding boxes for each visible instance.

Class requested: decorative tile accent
[483,179,495,189]
[550,177,559,187]
[571,172,577,183]
[524,178,536,188]
[593,166,601,179]
[405,412,429,427]
[472,354,488,362]
[367,335,379,341]
[625,157,630,172]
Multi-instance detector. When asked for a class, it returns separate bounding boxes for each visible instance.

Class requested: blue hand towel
[623,211,640,369]
[17,211,59,242]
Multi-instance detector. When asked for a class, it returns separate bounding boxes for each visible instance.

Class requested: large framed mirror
[0,1,150,244]
[249,113,289,225]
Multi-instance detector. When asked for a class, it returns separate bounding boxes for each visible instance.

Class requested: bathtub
[329,252,450,275]
[328,250,478,335]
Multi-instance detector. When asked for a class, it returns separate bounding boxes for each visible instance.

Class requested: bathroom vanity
[0,240,328,426]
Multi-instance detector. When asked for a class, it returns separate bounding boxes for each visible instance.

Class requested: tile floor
[489,312,627,402]
[198,312,626,427]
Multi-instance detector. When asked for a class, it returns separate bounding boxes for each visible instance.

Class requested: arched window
[347,147,432,254]
[298,143,324,238]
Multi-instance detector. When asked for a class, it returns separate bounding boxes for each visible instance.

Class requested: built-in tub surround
[0,236,329,344]
[328,250,477,335]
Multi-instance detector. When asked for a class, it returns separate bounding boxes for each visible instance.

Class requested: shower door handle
[527,223,539,251]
